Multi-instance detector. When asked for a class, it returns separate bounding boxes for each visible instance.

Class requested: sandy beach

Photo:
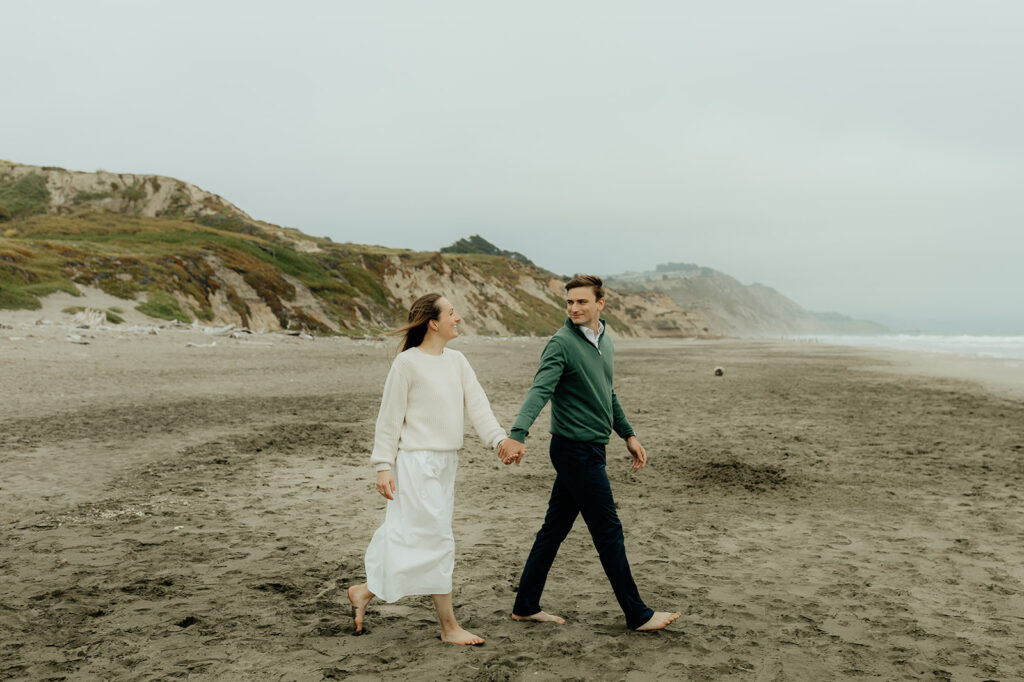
[2,315,1023,681]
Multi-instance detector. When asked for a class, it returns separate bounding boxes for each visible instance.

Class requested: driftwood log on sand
[72,309,107,329]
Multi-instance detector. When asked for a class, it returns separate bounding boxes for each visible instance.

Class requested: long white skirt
[365,449,458,602]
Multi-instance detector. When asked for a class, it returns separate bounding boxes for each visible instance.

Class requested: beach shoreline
[618,335,1024,401]
[6,291,1023,403]
[2,320,1023,680]
[857,347,1024,401]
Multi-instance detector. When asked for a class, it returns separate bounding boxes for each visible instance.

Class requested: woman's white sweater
[370,347,506,471]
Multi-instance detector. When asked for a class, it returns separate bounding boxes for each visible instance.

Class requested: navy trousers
[512,435,654,629]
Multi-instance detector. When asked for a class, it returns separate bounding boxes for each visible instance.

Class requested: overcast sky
[4,1,1022,333]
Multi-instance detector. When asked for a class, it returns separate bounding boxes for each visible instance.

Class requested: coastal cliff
[608,263,886,336]
[2,161,879,337]
[1,161,716,337]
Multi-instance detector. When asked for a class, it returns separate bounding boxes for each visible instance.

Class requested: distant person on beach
[497,274,681,632]
[347,293,513,646]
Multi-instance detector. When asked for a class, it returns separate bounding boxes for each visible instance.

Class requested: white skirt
[365,449,459,602]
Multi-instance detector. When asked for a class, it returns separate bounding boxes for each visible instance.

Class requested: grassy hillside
[0,212,403,331]
[0,211,579,334]
[1,162,715,337]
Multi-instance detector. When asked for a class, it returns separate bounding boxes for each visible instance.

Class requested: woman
[347,293,509,645]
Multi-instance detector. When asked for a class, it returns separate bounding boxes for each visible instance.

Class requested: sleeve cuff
[509,428,528,442]
[374,463,392,472]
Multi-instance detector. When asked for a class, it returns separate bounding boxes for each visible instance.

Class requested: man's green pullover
[510,317,635,444]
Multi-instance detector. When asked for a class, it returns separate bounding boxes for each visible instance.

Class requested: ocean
[788,334,1024,360]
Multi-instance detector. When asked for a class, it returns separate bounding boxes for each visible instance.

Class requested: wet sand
[1,321,1022,681]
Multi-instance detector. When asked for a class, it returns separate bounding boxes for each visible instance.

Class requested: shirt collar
[577,320,604,348]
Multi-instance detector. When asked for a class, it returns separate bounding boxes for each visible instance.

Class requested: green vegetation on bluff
[0,161,585,335]
[441,234,535,266]
[0,211,407,330]
[136,290,190,323]
[0,172,51,220]
[0,238,81,310]
[1,206,572,334]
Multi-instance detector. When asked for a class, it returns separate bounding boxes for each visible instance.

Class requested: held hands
[375,470,396,500]
[626,435,647,470]
[497,438,526,466]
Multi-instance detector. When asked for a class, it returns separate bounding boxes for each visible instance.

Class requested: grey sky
[5,1,1023,333]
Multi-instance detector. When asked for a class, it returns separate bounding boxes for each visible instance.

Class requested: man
[498,275,680,632]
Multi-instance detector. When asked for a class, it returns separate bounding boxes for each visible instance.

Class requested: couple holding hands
[347,275,680,645]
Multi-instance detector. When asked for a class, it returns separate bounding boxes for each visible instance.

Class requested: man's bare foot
[635,611,681,631]
[511,611,566,625]
[440,626,485,645]
[347,584,372,634]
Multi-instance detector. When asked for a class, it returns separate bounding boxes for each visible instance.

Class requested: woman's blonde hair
[392,293,443,351]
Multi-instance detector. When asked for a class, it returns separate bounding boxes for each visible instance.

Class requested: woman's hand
[376,470,396,500]
[498,438,526,465]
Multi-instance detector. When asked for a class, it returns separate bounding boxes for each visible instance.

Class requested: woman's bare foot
[347,584,373,634]
[440,626,485,645]
[635,611,681,631]
[511,611,566,625]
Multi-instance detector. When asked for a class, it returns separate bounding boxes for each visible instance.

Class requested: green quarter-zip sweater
[510,317,635,444]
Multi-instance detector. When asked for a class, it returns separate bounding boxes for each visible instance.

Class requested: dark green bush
[71,190,115,205]
[0,173,51,217]
[440,234,534,265]
[98,276,139,299]
[136,290,190,322]
[196,214,260,235]
[120,183,147,204]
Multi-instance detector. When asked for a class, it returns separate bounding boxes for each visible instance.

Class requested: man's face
[566,286,605,329]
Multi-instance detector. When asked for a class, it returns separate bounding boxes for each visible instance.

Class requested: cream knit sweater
[370,347,507,471]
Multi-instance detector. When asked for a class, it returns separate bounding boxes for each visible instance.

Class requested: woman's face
[434,297,461,340]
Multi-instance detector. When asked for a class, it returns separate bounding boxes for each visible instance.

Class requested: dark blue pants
[512,435,654,629]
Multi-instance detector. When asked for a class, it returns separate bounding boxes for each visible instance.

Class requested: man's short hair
[565,274,605,300]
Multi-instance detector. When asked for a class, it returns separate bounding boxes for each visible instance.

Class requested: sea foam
[789,334,1024,359]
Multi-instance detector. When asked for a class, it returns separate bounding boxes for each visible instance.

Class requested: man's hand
[626,435,647,470]
[376,470,396,500]
[498,438,526,466]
